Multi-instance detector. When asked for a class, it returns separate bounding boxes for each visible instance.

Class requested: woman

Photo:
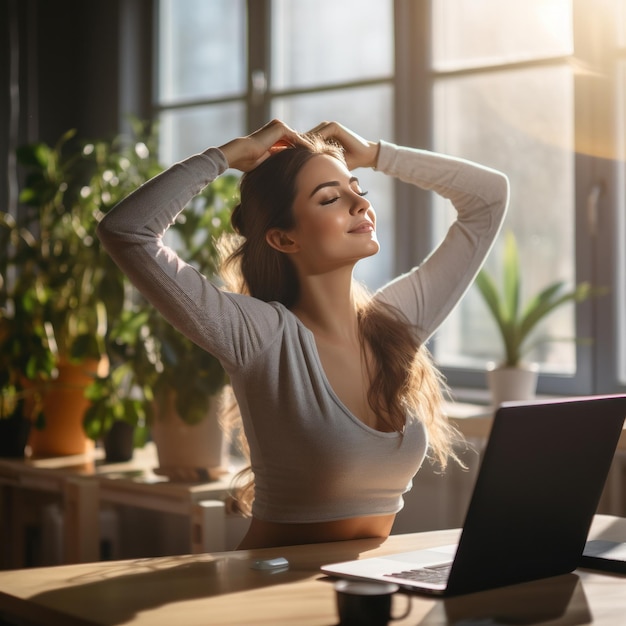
[97,120,509,549]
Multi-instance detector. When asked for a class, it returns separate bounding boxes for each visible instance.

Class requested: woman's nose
[349,193,370,215]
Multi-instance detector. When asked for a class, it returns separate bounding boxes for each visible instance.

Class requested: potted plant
[0,229,56,456]
[4,120,238,467]
[1,121,163,457]
[82,309,154,462]
[83,143,239,473]
[135,174,238,479]
[1,129,113,456]
[0,310,52,458]
[475,231,602,405]
[74,122,164,461]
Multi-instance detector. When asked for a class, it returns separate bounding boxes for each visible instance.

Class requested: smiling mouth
[349,222,375,234]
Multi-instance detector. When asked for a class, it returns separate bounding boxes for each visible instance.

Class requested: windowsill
[448,386,492,407]
[448,387,569,408]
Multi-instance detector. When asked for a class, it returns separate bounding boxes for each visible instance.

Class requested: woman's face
[286,154,379,273]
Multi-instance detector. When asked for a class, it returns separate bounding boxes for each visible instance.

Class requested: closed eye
[320,190,368,206]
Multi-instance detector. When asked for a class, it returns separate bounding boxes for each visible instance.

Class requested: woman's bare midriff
[236,513,397,549]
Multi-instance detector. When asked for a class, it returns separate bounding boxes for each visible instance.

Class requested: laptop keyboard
[384,562,452,584]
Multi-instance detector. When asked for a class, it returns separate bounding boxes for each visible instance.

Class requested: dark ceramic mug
[334,580,411,625]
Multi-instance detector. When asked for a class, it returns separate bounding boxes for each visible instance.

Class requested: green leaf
[474,230,606,367]
[16,143,51,169]
[502,231,520,325]
[518,281,569,341]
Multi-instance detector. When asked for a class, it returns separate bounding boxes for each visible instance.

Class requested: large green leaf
[501,230,520,326]
[474,231,603,367]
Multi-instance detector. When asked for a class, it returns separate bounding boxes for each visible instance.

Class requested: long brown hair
[219,134,464,515]
[220,137,342,305]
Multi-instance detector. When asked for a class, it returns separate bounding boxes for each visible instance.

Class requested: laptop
[322,394,626,596]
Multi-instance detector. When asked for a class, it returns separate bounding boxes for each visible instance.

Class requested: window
[156,0,248,158]
[395,0,625,396]
[432,0,578,383]
[155,0,626,396]
[155,0,394,288]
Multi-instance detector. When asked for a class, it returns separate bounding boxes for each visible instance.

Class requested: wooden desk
[0,445,241,567]
[0,515,625,625]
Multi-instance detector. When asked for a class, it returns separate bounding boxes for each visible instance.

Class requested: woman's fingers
[220,120,304,171]
[221,118,378,172]
[253,119,305,150]
[308,121,378,169]
[307,121,332,135]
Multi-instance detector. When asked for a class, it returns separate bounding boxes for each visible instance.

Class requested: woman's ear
[265,228,300,254]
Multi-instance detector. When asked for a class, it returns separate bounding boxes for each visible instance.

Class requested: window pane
[158,0,246,104]
[432,0,573,71]
[272,86,394,289]
[432,66,577,373]
[271,0,393,90]
[158,104,246,164]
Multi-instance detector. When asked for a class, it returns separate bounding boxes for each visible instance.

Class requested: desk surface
[0,515,625,625]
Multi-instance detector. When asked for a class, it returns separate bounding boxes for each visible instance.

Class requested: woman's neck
[291,270,359,341]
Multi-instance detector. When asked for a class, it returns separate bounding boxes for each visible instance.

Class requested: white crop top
[97,141,509,523]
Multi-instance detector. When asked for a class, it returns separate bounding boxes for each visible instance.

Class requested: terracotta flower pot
[28,359,100,457]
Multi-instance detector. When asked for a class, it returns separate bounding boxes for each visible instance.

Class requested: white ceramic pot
[486,363,539,408]
[151,388,229,481]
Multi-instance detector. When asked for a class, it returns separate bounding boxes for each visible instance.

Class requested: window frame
[393,0,625,398]
[148,0,626,398]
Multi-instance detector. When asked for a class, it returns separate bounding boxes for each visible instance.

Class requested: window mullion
[247,0,271,131]
[393,0,433,273]
[571,1,620,393]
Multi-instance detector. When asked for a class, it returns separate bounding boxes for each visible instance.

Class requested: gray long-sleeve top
[97,140,509,523]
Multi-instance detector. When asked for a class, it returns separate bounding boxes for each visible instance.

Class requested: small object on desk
[334,580,411,626]
[581,540,626,574]
[251,557,289,571]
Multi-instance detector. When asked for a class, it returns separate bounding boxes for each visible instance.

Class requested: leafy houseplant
[83,175,239,444]
[1,128,128,456]
[134,174,239,476]
[3,119,238,461]
[13,129,129,365]
[72,123,167,456]
[0,284,54,455]
[475,231,601,403]
[82,137,239,468]
[0,207,53,454]
[82,309,155,459]
[147,174,237,423]
[1,121,161,456]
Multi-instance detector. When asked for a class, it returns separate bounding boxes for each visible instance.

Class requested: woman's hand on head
[307,121,380,170]
[218,120,306,172]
